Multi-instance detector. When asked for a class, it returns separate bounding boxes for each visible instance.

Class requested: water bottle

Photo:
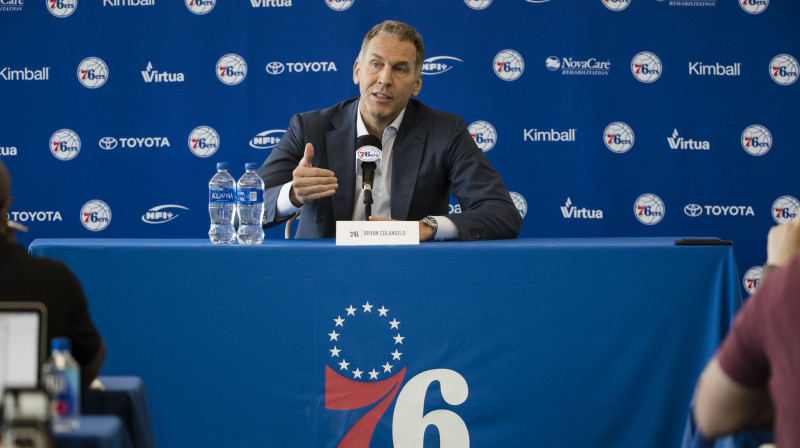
[42,337,80,432]
[208,162,236,244]
[236,162,265,244]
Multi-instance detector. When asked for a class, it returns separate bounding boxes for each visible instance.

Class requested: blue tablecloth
[54,415,134,448]
[30,237,742,448]
[84,376,156,448]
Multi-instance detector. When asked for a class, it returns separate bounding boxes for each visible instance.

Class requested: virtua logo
[250,0,291,6]
[561,198,603,219]
[141,62,184,83]
[0,146,17,156]
[668,129,710,150]
[689,62,740,76]
[0,67,49,81]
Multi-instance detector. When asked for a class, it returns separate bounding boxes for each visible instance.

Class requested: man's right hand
[766,221,800,267]
[289,142,338,208]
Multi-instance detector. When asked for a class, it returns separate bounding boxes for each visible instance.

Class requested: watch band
[422,215,438,241]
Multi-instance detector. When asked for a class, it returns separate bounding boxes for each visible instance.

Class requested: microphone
[355,135,382,220]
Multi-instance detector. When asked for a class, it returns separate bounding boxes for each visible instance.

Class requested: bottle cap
[51,337,71,352]
[216,162,229,171]
[245,162,258,171]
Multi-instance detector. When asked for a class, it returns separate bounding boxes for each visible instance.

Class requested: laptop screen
[0,302,47,399]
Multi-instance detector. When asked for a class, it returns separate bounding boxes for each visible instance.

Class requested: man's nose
[377,67,392,85]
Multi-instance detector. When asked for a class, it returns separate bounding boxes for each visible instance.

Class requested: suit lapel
[391,102,427,220]
[328,101,358,222]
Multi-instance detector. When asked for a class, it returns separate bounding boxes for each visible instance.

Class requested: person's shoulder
[408,99,465,125]
[298,98,359,119]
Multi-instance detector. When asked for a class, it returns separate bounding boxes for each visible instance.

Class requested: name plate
[335,221,419,246]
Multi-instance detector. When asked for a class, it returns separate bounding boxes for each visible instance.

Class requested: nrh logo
[324,302,470,446]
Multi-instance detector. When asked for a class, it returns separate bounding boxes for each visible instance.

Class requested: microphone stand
[363,188,373,221]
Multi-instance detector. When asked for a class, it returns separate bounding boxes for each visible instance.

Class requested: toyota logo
[99,137,118,150]
[684,204,703,217]
[265,62,285,75]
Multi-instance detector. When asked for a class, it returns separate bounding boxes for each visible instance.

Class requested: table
[54,415,134,448]
[84,377,156,448]
[29,238,742,448]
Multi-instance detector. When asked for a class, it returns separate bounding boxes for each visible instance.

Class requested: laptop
[0,302,48,399]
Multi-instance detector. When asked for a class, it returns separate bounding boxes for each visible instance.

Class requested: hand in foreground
[289,143,338,207]
[766,221,800,267]
[369,216,434,242]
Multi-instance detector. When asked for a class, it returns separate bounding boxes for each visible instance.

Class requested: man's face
[353,34,422,133]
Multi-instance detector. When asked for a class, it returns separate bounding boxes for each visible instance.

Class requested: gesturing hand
[289,142,338,207]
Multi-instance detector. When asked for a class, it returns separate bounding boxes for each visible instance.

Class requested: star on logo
[327,300,408,381]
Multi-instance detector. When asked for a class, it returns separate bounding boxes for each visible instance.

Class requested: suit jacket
[257,98,522,240]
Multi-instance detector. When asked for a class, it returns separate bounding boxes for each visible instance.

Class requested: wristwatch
[421,215,438,241]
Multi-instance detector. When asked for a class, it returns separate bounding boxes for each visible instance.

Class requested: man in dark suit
[0,160,105,389]
[257,20,521,241]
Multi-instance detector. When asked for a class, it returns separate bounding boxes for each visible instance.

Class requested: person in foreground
[0,160,105,389]
[257,20,521,241]
[693,221,800,446]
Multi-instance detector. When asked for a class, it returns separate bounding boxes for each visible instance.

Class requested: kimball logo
[0,66,49,81]
[561,198,603,219]
[0,0,24,12]
[545,56,610,76]
[689,62,741,76]
[524,128,576,142]
[142,204,189,224]
[142,62,184,83]
[250,0,291,6]
[103,0,153,6]
[422,56,463,76]
[668,129,710,150]
[250,129,285,149]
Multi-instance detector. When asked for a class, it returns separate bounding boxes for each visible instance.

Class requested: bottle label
[46,369,80,417]
[210,188,235,204]
[237,188,264,205]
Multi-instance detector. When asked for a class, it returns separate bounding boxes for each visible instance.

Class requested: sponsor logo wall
[1,2,797,309]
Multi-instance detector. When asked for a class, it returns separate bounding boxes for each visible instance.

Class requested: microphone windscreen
[356,134,382,151]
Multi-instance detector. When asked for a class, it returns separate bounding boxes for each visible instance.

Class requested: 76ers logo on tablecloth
[325,302,470,447]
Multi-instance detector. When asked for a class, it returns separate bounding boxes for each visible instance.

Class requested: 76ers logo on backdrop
[325,302,470,447]
[47,0,76,17]
[77,57,108,88]
[185,0,214,14]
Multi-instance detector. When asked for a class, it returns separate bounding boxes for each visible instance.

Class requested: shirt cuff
[277,181,302,217]
[432,215,458,241]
